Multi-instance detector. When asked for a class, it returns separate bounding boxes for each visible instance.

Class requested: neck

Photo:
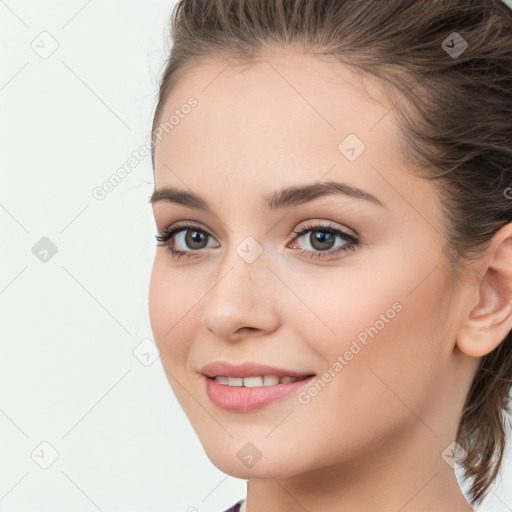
[245,424,474,512]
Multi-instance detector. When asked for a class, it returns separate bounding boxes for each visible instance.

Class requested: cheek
[148,254,200,362]
[290,253,450,438]
[148,254,208,413]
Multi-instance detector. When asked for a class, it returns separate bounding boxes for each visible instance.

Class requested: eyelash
[155,221,360,261]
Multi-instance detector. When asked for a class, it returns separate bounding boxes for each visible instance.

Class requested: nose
[201,247,280,342]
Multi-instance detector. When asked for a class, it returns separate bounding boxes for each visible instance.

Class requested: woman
[148,1,512,510]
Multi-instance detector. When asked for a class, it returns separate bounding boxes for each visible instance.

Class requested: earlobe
[456,224,512,358]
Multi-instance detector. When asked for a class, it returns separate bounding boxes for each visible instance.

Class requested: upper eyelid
[159,217,357,233]
[293,220,359,238]
[160,221,359,245]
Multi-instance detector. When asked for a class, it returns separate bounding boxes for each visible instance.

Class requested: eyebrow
[148,180,387,212]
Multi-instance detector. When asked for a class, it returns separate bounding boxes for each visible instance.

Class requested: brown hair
[150,0,512,506]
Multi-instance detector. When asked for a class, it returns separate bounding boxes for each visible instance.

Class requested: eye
[155,221,360,261]
[155,221,219,261]
[289,221,360,260]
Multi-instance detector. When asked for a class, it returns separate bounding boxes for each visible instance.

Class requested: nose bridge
[201,234,278,337]
[210,235,266,304]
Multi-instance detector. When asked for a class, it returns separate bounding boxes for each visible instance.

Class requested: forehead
[152,50,438,226]
[154,51,400,171]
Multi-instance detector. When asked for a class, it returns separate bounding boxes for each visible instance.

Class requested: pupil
[311,231,334,250]
[187,230,206,248]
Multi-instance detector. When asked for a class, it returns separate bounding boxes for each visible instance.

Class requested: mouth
[199,360,316,380]
[203,373,317,412]
[205,374,315,387]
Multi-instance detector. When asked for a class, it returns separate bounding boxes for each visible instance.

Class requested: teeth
[213,375,303,387]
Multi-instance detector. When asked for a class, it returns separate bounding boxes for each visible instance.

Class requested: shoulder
[221,498,246,512]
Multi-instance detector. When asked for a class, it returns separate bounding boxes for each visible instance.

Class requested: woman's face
[148,51,477,480]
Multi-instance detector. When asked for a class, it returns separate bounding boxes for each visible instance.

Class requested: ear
[457,222,512,358]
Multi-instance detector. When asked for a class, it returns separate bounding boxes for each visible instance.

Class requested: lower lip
[204,375,316,412]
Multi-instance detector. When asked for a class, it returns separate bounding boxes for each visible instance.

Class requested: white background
[0,1,510,511]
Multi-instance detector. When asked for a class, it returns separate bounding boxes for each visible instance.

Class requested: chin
[202,442,309,479]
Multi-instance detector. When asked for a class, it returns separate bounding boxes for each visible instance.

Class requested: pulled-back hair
[150,0,512,505]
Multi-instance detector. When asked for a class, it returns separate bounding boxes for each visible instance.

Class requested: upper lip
[200,361,316,379]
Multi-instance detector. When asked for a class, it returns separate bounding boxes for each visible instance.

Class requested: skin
[148,50,512,512]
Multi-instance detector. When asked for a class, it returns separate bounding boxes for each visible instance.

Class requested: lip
[203,374,317,412]
[199,360,316,379]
